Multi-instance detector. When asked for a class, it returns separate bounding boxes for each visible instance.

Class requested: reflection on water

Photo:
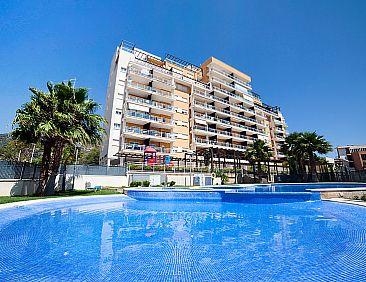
[0,198,366,281]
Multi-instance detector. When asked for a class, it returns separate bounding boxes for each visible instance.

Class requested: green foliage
[361,194,366,201]
[353,195,360,200]
[244,140,272,174]
[129,181,142,187]
[215,170,229,184]
[142,180,150,187]
[169,181,176,187]
[280,131,332,176]
[12,81,106,195]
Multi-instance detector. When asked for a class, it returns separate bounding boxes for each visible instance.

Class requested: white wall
[0,179,39,196]
[61,174,129,190]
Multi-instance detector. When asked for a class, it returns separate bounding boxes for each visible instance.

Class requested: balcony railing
[194,125,257,141]
[127,96,174,112]
[127,81,174,99]
[195,138,248,150]
[194,113,265,134]
[212,86,254,106]
[121,143,171,154]
[193,89,257,115]
[126,110,174,125]
[124,127,175,140]
[194,101,263,125]
[209,67,252,89]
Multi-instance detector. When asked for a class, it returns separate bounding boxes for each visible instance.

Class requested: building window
[175,83,190,93]
[116,110,122,115]
[114,123,121,129]
[120,67,127,73]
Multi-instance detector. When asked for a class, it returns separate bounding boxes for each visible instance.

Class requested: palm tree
[12,81,105,195]
[244,140,273,182]
[280,132,332,181]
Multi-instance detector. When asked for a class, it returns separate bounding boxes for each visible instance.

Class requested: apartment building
[100,41,287,166]
[337,145,366,171]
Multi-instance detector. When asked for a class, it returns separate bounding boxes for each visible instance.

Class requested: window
[120,67,127,73]
[116,110,122,115]
[175,83,190,93]
[114,123,121,129]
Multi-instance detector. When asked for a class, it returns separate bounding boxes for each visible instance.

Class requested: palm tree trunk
[37,141,53,196]
[45,139,65,195]
[309,152,318,182]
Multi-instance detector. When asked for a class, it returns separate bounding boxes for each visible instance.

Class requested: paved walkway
[324,197,366,207]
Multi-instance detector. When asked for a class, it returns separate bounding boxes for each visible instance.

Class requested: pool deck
[325,197,366,208]
[0,194,131,210]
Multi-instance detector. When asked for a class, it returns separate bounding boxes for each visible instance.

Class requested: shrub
[169,181,176,187]
[142,180,150,187]
[361,194,366,201]
[353,195,360,200]
[161,182,165,186]
[129,181,142,187]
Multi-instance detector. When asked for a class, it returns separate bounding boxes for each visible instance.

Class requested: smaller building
[337,145,366,171]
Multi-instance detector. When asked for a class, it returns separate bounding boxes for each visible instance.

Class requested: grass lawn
[0,189,121,205]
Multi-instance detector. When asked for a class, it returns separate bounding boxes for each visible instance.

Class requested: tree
[12,81,105,195]
[244,140,273,182]
[280,131,332,181]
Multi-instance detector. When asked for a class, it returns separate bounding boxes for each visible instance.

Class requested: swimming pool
[1,195,366,281]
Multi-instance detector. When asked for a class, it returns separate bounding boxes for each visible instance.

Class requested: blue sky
[1,0,365,152]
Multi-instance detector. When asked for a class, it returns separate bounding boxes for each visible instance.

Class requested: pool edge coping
[0,194,131,210]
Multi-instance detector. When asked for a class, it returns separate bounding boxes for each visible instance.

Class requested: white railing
[194,113,265,134]
[212,85,254,106]
[126,110,174,125]
[127,96,174,112]
[121,143,171,154]
[209,67,252,89]
[127,81,174,100]
[195,138,248,150]
[124,127,175,140]
[194,125,257,141]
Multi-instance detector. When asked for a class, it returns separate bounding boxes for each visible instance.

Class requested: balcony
[208,67,252,89]
[126,110,174,129]
[194,138,248,151]
[127,81,174,103]
[121,143,171,154]
[193,101,263,126]
[212,86,254,106]
[127,96,174,115]
[193,125,257,142]
[193,89,258,116]
[123,126,175,142]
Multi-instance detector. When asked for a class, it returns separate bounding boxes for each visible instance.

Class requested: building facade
[337,145,366,171]
[100,41,287,166]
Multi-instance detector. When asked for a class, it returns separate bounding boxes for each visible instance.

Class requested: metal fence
[65,165,127,176]
[0,161,40,180]
[274,171,366,183]
[0,161,127,179]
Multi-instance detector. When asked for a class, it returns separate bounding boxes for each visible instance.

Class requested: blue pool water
[1,195,366,281]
